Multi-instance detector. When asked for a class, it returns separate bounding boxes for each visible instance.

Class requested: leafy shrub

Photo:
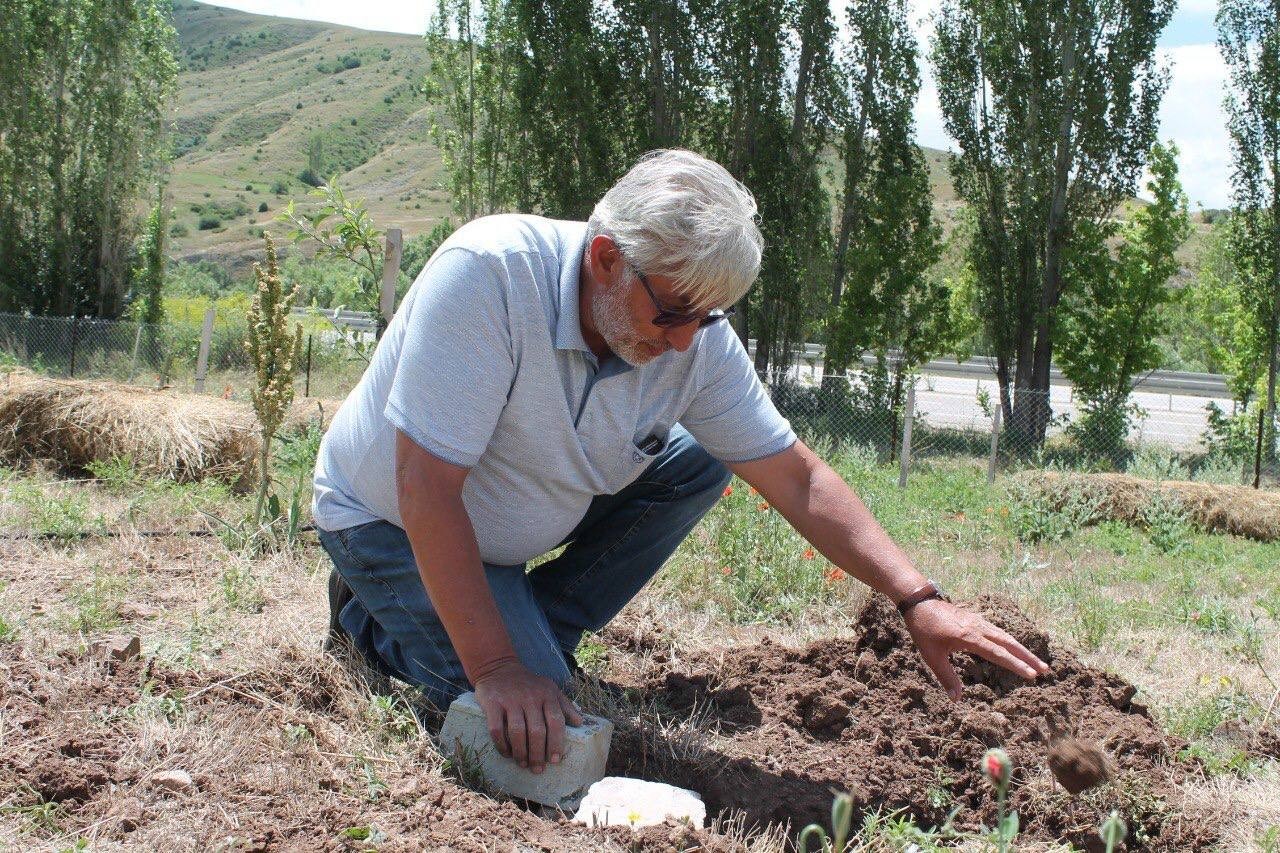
[1007,479,1101,543]
[198,215,221,230]
[258,201,269,213]
[1128,445,1190,481]
[1144,492,1192,554]
[169,222,189,238]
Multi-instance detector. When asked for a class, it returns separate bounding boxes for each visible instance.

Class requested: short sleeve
[679,326,796,463]
[383,247,514,468]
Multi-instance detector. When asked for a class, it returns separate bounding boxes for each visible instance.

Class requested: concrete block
[438,691,612,807]
[572,777,705,828]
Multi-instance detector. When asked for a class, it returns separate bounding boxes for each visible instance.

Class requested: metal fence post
[194,307,214,393]
[378,227,402,339]
[987,403,1002,485]
[898,382,916,489]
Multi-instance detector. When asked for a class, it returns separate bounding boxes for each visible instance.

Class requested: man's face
[591,265,702,366]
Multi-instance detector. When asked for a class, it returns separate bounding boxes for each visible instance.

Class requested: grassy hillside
[167,1,1208,283]
[168,1,446,272]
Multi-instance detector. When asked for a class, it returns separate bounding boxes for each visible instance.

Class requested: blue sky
[210,0,1232,208]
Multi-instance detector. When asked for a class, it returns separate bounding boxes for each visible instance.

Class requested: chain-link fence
[0,309,368,401]
[2,309,1276,487]
[760,372,1279,488]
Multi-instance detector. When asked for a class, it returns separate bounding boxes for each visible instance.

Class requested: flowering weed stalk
[983,748,1018,853]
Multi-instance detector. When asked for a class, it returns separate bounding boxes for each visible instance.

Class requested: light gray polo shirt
[312,214,795,566]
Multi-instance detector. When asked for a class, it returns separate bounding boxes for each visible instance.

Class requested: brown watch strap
[897,581,942,616]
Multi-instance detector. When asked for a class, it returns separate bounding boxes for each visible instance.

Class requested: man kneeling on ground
[312,149,1050,776]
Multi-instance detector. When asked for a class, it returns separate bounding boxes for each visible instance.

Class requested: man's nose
[665,322,698,352]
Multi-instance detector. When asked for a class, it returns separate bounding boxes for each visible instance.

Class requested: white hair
[587,149,763,310]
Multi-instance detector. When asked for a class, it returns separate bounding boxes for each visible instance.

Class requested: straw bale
[1021,471,1280,542]
[0,369,343,487]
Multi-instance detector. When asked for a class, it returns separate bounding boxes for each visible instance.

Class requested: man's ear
[588,235,623,286]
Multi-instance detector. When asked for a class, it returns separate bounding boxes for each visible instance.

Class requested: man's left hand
[902,598,1050,700]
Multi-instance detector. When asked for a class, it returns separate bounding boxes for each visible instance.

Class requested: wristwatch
[897,580,944,616]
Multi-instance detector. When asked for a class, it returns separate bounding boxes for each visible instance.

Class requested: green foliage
[1144,493,1193,554]
[278,180,386,314]
[932,0,1175,449]
[798,792,853,853]
[399,220,456,281]
[1006,479,1100,544]
[1217,0,1280,466]
[1059,143,1192,464]
[828,0,950,393]
[130,185,169,326]
[0,0,179,318]
[198,215,222,231]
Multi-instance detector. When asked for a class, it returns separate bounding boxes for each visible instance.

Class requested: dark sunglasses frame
[630,265,736,329]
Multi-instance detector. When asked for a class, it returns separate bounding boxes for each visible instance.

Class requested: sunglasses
[630,265,736,329]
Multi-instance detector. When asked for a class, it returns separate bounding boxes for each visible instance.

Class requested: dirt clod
[1048,735,1111,793]
[150,769,196,793]
[90,635,141,662]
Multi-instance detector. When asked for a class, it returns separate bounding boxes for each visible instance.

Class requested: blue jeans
[317,425,730,709]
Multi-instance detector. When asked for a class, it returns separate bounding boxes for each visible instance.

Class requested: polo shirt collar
[554,222,593,354]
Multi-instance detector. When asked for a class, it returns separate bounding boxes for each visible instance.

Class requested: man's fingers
[919,643,964,701]
[507,708,529,768]
[968,637,1040,679]
[480,700,510,757]
[988,628,1050,674]
[525,705,547,773]
[545,702,566,766]
[560,695,584,727]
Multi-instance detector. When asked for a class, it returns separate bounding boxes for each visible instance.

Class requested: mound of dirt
[606,595,1219,851]
[0,643,743,852]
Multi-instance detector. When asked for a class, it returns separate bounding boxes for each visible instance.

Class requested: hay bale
[1020,471,1280,542]
[0,369,264,486]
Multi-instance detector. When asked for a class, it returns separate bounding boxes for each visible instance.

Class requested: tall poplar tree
[1218,0,1280,468]
[0,0,177,317]
[931,0,1174,449]
[825,0,947,421]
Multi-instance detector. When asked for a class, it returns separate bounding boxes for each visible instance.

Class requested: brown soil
[0,595,1232,850]
[604,594,1220,851]
[1048,735,1111,794]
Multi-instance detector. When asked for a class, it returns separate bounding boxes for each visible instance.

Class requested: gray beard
[591,276,666,367]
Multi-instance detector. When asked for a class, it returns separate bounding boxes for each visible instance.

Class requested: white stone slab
[571,776,705,828]
[438,691,612,807]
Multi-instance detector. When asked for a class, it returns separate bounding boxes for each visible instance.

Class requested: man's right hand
[473,660,584,774]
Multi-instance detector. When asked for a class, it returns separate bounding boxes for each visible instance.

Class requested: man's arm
[728,439,1049,699]
[395,430,581,771]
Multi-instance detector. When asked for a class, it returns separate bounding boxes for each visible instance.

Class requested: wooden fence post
[378,228,402,339]
[304,333,313,398]
[987,403,1002,485]
[898,382,916,489]
[193,307,214,392]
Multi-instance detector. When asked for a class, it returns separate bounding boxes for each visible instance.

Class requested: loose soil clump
[606,594,1218,851]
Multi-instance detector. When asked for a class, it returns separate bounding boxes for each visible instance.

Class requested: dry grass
[0,370,342,489]
[1022,471,1280,542]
